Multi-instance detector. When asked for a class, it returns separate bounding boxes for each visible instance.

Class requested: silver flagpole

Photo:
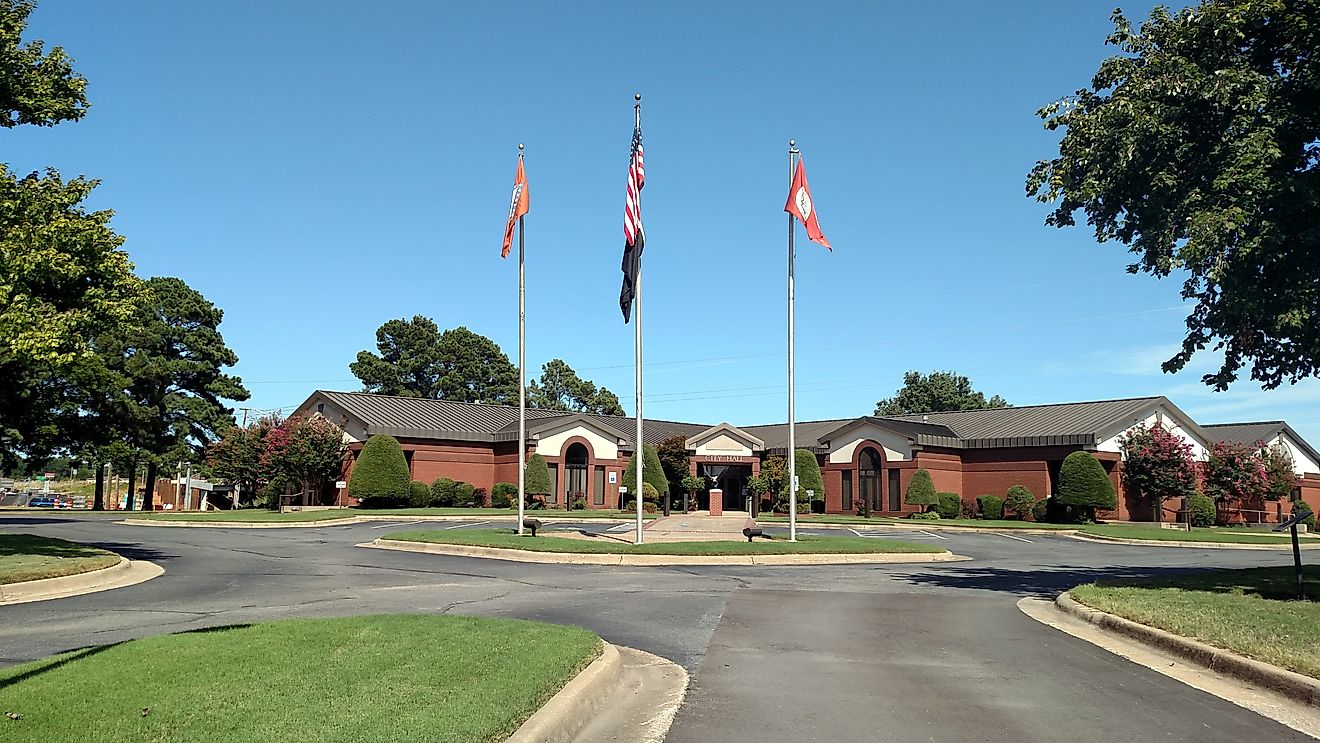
[788,139,798,542]
[634,93,645,545]
[517,143,527,536]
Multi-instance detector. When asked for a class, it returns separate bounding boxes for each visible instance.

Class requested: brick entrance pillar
[709,488,723,516]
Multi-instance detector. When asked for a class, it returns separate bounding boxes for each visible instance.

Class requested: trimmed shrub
[624,444,670,499]
[977,494,1004,520]
[935,491,962,520]
[492,482,518,498]
[571,497,587,510]
[1031,498,1049,523]
[910,511,941,521]
[794,448,825,502]
[525,454,553,497]
[430,477,457,507]
[1057,451,1117,515]
[960,499,979,519]
[1004,485,1035,520]
[408,480,430,507]
[491,491,513,508]
[623,499,659,514]
[348,434,410,507]
[905,469,938,510]
[454,481,475,507]
[471,487,487,507]
[1292,500,1315,530]
[1186,492,1215,527]
[641,482,659,502]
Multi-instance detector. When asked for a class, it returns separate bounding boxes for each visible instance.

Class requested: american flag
[619,122,645,322]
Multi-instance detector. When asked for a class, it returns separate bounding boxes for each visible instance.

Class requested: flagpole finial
[789,139,795,147]
[634,92,641,102]
[518,142,524,152]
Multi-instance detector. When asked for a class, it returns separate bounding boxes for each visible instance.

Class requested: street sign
[806,489,814,498]
[608,472,617,484]
[793,475,800,491]
[44,472,55,480]
[335,480,347,489]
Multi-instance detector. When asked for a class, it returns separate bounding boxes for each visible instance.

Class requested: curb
[120,514,648,529]
[1055,591,1320,707]
[1068,532,1320,550]
[757,519,1077,536]
[507,642,621,743]
[361,538,967,565]
[0,557,164,605]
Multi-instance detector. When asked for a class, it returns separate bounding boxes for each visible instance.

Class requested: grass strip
[1079,523,1314,544]
[138,507,657,522]
[0,533,121,584]
[385,528,943,555]
[1071,566,1320,679]
[0,614,601,743]
[755,515,1073,529]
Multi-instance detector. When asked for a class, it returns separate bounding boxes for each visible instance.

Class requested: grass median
[384,528,944,555]
[137,507,657,523]
[1078,523,1316,544]
[1071,566,1320,679]
[0,614,601,743]
[0,533,121,584]
[755,514,1074,529]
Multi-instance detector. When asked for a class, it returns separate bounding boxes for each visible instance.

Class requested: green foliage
[1117,423,1198,513]
[528,358,624,415]
[1187,492,1216,528]
[681,474,707,493]
[0,1,88,128]
[524,454,552,496]
[934,491,962,520]
[904,469,938,509]
[349,318,518,403]
[910,511,941,521]
[348,435,410,507]
[623,499,658,514]
[491,482,516,508]
[430,477,457,507]
[640,482,658,502]
[1204,441,1268,505]
[794,449,825,501]
[656,436,691,498]
[207,416,279,505]
[259,416,346,506]
[1032,499,1050,523]
[570,497,586,510]
[409,480,430,507]
[623,444,668,500]
[1027,2,1320,390]
[1292,501,1315,530]
[875,370,1009,416]
[1057,451,1117,512]
[1260,441,1296,501]
[760,455,787,499]
[492,482,518,498]
[1004,485,1035,520]
[977,495,1004,520]
[454,481,475,507]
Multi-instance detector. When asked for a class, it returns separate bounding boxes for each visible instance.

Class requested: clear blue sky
[12,1,1318,444]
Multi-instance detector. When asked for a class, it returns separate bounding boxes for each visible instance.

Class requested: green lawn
[0,615,600,743]
[137,507,656,523]
[1071,566,1320,679]
[1079,523,1315,544]
[0,533,121,584]
[755,514,1073,529]
[385,528,944,555]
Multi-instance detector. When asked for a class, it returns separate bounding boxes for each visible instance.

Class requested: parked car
[27,495,57,508]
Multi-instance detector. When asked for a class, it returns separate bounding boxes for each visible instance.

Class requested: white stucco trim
[1095,404,1209,460]
[535,426,620,460]
[826,426,912,464]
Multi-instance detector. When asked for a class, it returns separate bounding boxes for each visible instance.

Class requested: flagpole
[633,93,645,545]
[787,139,798,542]
[517,143,527,536]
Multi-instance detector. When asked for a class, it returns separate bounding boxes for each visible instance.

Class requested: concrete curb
[361,538,967,565]
[0,557,164,605]
[1068,532,1320,550]
[507,642,622,743]
[120,514,646,529]
[1055,591,1320,707]
[760,520,1078,536]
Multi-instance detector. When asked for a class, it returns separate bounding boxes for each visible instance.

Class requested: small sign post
[1273,509,1310,600]
[335,481,347,489]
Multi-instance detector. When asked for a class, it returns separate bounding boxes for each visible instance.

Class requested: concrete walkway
[642,511,754,542]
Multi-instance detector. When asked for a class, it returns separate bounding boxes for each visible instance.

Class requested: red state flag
[501,156,530,258]
[784,156,831,251]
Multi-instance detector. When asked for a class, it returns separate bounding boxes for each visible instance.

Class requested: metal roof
[1204,421,1320,466]
[887,397,1167,449]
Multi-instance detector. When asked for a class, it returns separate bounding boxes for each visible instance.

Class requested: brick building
[294,391,1320,522]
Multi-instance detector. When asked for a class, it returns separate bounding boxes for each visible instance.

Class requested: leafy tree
[681,473,706,511]
[0,0,88,128]
[348,434,410,507]
[622,443,668,502]
[1260,440,1296,501]
[1004,485,1036,520]
[1057,451,1117,518]
[656,435,691,500]
[1203,440,1267,522]
[760,455,788,500]
[528,359,624,415]
[1028,2,1320,390]
[875,371,1009,416]
[524,453,552,497]
[260,416,345,507]
[94,277,249,510]
[207,415,281,508]
[904,468,938,510]
[350,317,518,403]
[1116,423,1198,521]
[794,448,825,502]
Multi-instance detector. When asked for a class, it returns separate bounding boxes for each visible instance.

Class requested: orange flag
[501,156,530,258]
[784,156,831,250]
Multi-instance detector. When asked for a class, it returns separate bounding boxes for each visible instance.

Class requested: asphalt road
[0,514,1309,742]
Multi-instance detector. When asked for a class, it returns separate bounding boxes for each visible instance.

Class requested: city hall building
[294,391,1320,522]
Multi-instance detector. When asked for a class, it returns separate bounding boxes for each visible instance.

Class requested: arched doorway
[858,447,882,513]
[564,443,589,507]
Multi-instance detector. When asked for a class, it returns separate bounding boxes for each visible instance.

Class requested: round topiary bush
[935,491,962,520]
[1292,500,1315,530]
[349,435,411,508]
[977,494,1004,520]
[571,497,586,510]
[430,477,457,507]
[794,448,825,502]
[454,481,475,507]
[910,511,941,520]
[1031,498,1050,523]
[525,455,553,499]
[1004,485,1035,519]
[905,469,938,511]
[409,480,430,507]
[1057,451,1117,517]
[641,482,659,502]
[1186,492,1215,527]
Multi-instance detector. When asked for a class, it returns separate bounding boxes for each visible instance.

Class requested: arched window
[564,443,589,505]
[859,447,882,513]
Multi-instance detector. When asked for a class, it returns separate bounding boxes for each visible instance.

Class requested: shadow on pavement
[896,564,1221,598]
[84,541,175,563]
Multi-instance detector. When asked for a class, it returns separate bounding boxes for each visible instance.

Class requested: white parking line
[369,521,420,529]
[917,530,948,540]
[847,528,864,537]
[607,523,634,533]
[443,520,492,530]
[995,532,1034,543]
